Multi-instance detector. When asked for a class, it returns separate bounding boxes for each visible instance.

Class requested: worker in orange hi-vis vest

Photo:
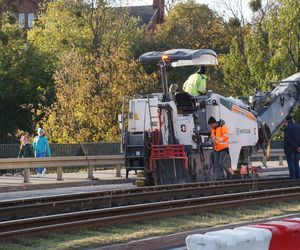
[208,116,234,179]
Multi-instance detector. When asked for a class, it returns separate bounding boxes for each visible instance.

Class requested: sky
[122,0,252,21]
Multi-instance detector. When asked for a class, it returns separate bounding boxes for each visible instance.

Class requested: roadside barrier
[0,148,286,183]
[186,217,300,250]
[0,155,124,183]
[254,149,285,167]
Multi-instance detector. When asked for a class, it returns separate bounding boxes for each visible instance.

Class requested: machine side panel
[219,98,258,170]
[174,115,196,148]
[128,98,158,132]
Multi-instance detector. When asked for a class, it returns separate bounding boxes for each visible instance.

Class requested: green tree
[223,0,300,97]
[223,36,252,96]
[219,22,252,95]
[0,14,52,142]
[265,0,300,79]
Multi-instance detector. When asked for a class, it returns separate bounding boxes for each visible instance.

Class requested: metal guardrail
[0,149,286,184]
[252,149,285,167]
[0,155,124,183]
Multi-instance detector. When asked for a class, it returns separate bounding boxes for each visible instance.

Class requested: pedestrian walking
[18,135,34,178]
[18,135,34,158]
[33,128,51,177]
[283,115,300,179]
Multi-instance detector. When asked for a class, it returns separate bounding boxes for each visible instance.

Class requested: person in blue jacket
[33,128,51,177]
[283,115,300,179]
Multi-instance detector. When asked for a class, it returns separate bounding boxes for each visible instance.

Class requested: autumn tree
[29,0,141,60]
[30,0,157,142]
[41,49,156,143]
[139,0,233,93]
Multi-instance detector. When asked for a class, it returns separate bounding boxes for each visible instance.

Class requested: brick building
[17,0,44,29]
[7,0,45,29]
[8,0,165,31]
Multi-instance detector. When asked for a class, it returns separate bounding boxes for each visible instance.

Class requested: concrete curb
[0,178,135,193]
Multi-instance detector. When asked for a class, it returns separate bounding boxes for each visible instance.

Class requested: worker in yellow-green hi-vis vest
[183,66,207,96]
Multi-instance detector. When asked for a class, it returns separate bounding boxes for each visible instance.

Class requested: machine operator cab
[139,49,219,137]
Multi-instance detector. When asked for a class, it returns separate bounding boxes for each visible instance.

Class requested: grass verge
[2,199,300,250]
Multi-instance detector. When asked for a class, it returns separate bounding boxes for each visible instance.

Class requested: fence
[0,141,284,158]
[0,142,121,158]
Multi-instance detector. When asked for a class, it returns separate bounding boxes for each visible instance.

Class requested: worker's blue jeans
[36,151,46,174]
[286,152,300,179]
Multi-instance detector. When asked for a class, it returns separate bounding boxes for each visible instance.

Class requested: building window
[18,13,25,28]
[28,13,35,28]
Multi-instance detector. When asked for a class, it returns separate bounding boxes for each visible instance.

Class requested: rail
[1,185,300,240]
[0,177,295,221]
[0,155,124,183]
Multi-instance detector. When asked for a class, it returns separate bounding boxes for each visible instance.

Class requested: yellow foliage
[42,49,157,143]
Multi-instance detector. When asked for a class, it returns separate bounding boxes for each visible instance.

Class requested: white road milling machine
[120,49,300,185]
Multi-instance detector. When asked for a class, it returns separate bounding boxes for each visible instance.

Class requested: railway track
[1,185,300,240]
[1,177,298,221]
[0,179,300,221]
